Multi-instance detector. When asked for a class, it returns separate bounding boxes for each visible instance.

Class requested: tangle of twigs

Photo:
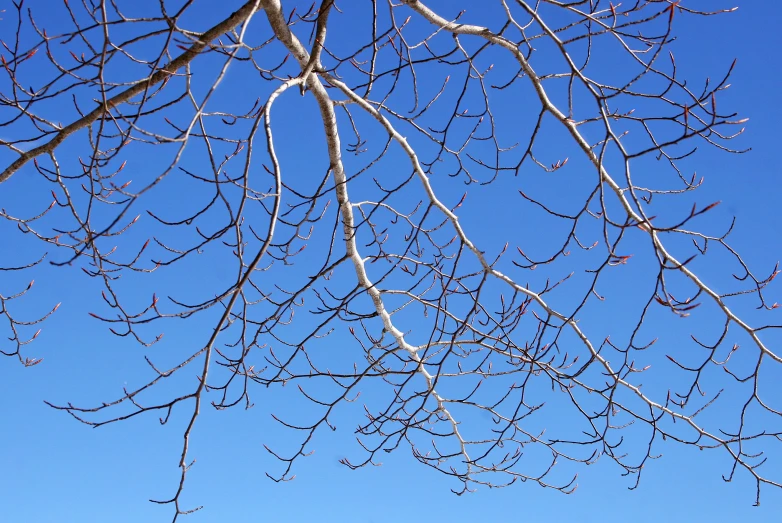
[0,0,779,519]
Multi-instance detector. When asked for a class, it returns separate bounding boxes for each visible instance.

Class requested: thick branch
[0,0,261,185]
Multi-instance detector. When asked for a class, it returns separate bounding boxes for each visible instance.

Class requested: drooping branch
[1,0,779,518]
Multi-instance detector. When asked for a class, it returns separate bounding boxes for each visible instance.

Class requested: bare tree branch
[1,0,779,519]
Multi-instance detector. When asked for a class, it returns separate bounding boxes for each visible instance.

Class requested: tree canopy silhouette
[1,0,779,519]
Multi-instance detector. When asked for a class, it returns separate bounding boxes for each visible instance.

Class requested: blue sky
[1,1,781,521]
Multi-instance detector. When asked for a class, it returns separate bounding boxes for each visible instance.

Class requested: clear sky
[1,1,781,522]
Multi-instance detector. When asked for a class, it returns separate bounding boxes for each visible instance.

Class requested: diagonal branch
[0,0,261,185]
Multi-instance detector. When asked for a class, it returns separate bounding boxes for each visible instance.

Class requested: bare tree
[1,0,780,519]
